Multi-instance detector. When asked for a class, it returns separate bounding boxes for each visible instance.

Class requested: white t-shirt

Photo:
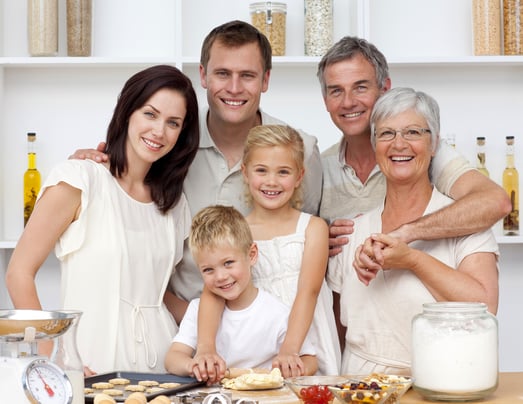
[173,289,316,370]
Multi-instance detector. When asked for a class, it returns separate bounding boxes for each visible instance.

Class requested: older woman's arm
[356,233,499,314]
[391,170,511,244]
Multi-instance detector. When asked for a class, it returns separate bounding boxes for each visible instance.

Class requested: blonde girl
[188,125,340,382]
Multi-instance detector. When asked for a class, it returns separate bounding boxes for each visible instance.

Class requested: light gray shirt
[170,109,323,301]
[319,138,474,223]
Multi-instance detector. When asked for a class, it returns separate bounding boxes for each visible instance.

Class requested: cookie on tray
[145,386,164,394]
[124,384,146,392]
[109,377,131,385]
[138,380,159,387]
[102,388,124,397]
[92,382,114,390]
[159,382,181,389]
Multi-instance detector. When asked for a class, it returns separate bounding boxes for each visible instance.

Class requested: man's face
[322,53,390,140]
[200,41,270,126]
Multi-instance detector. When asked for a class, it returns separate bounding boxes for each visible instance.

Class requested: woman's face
[127,88,187,165]
[374,109,434,185]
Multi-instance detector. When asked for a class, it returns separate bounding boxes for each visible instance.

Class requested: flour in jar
[412,317,498,392]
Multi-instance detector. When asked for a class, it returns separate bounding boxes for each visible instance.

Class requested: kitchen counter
[402,372,523,403]
[182,372,523,403]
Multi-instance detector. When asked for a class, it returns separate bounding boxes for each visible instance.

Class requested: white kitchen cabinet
[0,0,522,370]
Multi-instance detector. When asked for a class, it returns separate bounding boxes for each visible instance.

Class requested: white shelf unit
[1,0,522,370]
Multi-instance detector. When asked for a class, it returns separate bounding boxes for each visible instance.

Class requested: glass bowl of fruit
[328,379,396,404]
[285,375,349,404]
[360,374,413,404]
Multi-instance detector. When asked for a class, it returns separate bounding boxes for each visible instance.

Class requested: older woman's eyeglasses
[375,126,431,142]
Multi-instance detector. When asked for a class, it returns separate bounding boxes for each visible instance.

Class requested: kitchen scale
[0,309,76,404]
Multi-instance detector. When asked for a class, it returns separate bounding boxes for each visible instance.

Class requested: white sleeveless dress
[251,212,341,375]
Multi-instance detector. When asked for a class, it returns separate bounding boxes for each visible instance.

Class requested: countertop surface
[183,372,523,403]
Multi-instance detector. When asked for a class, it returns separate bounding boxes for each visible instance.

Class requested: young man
[170,20,323,304]
[164,205,317,382]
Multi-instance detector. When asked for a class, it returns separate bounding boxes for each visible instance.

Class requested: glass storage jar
[304,0,333,56]
[66,0,93,56]
[472,0,501,55]
[503,0,523,54]
[250,2,287,56]
[27,0,58,56]
[51,310,84,404]
[411,302,498,401]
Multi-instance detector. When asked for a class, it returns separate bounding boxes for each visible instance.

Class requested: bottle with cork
[24,132,41,226]
[476,136,490,177]
[503,136,519,236]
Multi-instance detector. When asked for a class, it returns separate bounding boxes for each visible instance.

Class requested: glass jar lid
[250,2,287,13]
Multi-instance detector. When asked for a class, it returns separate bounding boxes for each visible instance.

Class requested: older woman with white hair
[327,87,499,376]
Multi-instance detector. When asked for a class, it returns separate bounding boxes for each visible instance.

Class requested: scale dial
[23,359,73,404]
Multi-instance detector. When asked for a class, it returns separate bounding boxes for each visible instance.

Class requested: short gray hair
[317,36,389,97]
[370,87,440,151]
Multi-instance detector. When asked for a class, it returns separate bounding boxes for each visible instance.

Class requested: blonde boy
[165,205,317,381]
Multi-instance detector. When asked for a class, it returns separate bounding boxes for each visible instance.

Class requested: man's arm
[69,142,108,162]
[392,170,511,243]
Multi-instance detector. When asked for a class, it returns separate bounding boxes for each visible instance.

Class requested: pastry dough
[221,368,283,390]
[93,393,117,404]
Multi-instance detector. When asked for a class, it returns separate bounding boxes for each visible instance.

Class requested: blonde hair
[189,205,253,257]
[242,125,304,209]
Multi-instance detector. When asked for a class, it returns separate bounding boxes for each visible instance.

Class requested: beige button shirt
[171,109,323,301]
[319,138,474,223]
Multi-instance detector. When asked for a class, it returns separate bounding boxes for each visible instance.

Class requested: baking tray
[84,371,205,402]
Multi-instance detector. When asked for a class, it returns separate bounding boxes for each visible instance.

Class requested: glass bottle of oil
[476,137,490,177]
[503,136,519,235]
[24,132,41,226]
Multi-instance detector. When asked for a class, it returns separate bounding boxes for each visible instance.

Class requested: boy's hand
[69,141,108,163]
[190,351,226,385]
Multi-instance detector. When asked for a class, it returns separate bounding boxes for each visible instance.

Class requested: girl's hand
[189,352,226,385]
[272,352,305,378]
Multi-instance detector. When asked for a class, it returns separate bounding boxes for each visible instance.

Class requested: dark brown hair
[105,64,199,213]
[200,20,272,73]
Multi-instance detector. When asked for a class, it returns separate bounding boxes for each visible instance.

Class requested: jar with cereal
[411,302,498,401]
[27,0,58,56]
[503,0,523,55]
[250,2,287,56]
[304,0,333,56]
[66,0,93,56]
[472,0,501,55]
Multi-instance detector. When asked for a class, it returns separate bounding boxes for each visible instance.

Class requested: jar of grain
[28,0,58,56]
[472,0,501,55]
[503,0,523,54]
[66,0,93,56]
[304,0,333,56]
[250,2,287,56]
